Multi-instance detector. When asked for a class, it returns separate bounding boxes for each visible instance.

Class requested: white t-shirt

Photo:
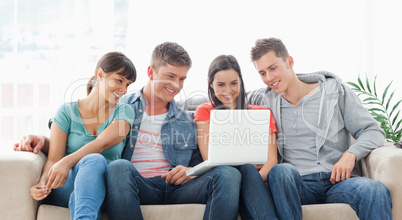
[131,112,170,178]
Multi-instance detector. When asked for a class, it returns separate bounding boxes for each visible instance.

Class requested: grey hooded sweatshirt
[248,71,385,176]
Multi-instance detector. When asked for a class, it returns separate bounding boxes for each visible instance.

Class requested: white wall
[125,0,402,104]
[1,0,401,146]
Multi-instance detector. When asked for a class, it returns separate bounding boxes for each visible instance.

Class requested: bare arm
[31,123,68,200]
[46,119,131,189]
[258,133,278,182]
[196,120,210,161]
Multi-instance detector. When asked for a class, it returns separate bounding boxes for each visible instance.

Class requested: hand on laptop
[161,165,195,185]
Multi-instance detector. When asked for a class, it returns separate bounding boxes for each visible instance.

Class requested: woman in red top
[194,55,279,219]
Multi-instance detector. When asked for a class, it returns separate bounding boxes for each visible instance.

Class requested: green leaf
[395,118,402,131]
[375,115,388,121]
[365,101,382,106]
[382,81,393,104]
[369,108,385,113]
[346,82,361,91]
[392,110,400,126]
[350,75,401,142]
[358,75,365,91]
[385,90,395,111]
[365,75,371,93]
[390,100,402,118]
[395,130,402,142]
[373,75,378,97]
[363,97,378,102]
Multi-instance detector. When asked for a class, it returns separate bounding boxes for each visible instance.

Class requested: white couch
[1,142,401,220]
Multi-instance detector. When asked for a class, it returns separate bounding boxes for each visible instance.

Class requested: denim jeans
[237,164,279,220]
[105,159,241,220]
[267,163,392,220]
[44,154,107,220]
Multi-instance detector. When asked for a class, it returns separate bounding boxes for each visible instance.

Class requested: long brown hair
[87,52,136,95]
[207,55,247,109]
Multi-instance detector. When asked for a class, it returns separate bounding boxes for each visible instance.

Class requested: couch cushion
[302,203,358,220]
[37,203,358,220]
[0,150,46,220]
[37,204,207,220]
[176,95,208,111]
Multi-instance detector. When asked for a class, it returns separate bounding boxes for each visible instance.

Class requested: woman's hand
[46,159,71,190]
[30,182,51,201]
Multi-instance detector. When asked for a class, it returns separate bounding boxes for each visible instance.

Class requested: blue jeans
[237,164,278,220]
[268,163,392,220]
[105,159,241,220]
[44,154,107,220]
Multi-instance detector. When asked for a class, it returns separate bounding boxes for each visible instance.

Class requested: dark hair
[151,42,192,71]
[208,55,248,109]
[87,52,136,95]
[250,38,289,62]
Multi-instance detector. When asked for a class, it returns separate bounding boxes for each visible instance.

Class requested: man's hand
[161,165,195,185]
[14,135,45,154]
[330,152,357,184]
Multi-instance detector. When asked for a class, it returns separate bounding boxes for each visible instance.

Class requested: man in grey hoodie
[246,37,392,220]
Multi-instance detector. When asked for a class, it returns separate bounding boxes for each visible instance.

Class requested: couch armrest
[0,148,46,220]
[360,142,402,219]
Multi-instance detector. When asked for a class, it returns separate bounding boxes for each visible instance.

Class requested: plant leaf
[396,130,402,142]
[346,82,361,91]
[395,119,402,133]
[382,81,393,104]
[373,75,378,97]
[392,110,400,126]
[395,130,402,142]
[386,90,395,111]
[390,99,402,118]
[365,75,371,93]
[358,75,365,91]
[365,101,382,106]
[369,108,385,113]
[375,115,388,121]
[363,97,378,102]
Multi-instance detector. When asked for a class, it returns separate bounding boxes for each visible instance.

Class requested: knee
[106,159,134,178]
[212,166,241,183]
[238,164,255,173]
[359,179,391,199]
[80,153,107,169]
[105,159,140,181]
[268,163,299,182]
[238,164,260,179]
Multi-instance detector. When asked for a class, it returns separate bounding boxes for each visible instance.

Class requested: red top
[194,102,278,134]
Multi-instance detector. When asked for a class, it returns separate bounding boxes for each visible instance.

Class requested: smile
[113,92,122,98]
[271,81,280,87]
[165,87,176,94]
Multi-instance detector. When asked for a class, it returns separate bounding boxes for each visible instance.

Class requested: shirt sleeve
[52,103,72,134]
[113,103,134,125]
[194,102,213,123]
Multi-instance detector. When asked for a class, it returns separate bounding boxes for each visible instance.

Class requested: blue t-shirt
[52,101,134,163]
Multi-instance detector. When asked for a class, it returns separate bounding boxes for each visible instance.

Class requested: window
[0,0,130,147]
[1,0,401,148]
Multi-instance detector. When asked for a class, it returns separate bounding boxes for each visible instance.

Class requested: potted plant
[347,75,402,143]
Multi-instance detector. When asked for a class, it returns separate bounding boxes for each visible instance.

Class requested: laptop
[186,109,271,176]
